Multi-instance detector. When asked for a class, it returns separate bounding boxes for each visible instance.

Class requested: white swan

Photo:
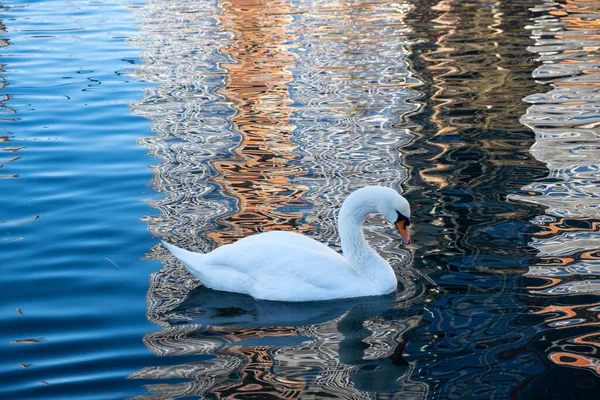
[162,186,411,302]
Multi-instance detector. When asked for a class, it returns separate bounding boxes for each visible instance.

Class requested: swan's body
[163,186,411,302]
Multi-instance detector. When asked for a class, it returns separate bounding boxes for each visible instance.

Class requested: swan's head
[340,186,412,245]
[376,187,411,245]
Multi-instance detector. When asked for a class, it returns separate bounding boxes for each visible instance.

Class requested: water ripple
[513,0,600,381]
[129,0,423,398]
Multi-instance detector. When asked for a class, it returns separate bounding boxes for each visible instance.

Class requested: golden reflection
[414,0,539,202]
[574,331,600,346]
[525,277,562,290]
[535,218,600,237]
[536,257,575,266]
[208,0,313,245]
[415,0,536,194]
[417,0,457,190]
[532,302,600,324]
[530,303,600,377]
[550,352,600,376]
[209,345,306,399]
[532,304,581,322]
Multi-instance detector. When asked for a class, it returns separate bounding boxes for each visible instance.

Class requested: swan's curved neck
[338,188,397,293]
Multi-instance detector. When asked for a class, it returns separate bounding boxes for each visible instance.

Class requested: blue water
[0,1,161,398]
[2,0,600,399]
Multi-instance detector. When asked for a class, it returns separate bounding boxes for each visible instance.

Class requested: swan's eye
[396,210,410,226]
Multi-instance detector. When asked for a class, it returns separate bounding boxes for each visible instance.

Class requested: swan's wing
[206,233,349,274]
[234,231,342,257]
[208,238,372,301]
[206,235,371,300]
[164,233,374,301]
[163,241,253,294]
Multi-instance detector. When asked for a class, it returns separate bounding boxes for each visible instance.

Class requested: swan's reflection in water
[130,284,424,399]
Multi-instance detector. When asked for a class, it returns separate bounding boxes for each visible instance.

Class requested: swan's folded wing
[205,233,349,275]
[204,238,370,301]
[162,241,255,294]
[163,234,374,301]
[233,231,343,257]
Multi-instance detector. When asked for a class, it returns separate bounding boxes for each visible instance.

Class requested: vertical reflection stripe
[209,0,313,245]
[514,0,600,380]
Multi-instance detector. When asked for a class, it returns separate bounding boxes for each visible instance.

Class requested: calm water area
[1,0,599,398]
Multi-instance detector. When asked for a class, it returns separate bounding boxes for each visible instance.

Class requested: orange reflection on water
[208,0,313,246]
[532,303,600,378]
[550,352,600,376]
[582,249,600,259]
[536,256,575,267]
[574,331,600,346]
[417,0,458,191]
[207,327,306,399]
[212,346,305,399]
[525,277,562,290]
[532,302,600,326]
[532,304,583,322]
[535,218,600,237]
[202,2,313,395]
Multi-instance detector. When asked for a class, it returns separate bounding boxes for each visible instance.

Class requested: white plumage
[163,186,411,302]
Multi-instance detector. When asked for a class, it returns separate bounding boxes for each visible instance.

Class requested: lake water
[1,0,599,399]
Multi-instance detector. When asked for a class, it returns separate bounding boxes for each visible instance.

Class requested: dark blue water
[2,0,599,399]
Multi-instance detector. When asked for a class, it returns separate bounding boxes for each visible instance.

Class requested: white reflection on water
[515,0,600,288]
[514,0,600,378]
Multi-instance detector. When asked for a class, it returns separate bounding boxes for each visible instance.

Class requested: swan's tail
[161,241,206,273]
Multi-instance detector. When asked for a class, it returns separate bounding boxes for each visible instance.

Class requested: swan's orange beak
[395,220,411,244]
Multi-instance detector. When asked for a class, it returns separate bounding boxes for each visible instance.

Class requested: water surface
[1,0,599,399]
